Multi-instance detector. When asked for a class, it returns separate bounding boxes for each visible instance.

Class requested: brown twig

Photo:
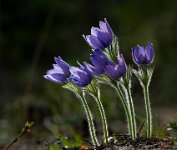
[82,138,94,146]
[6,121,34,150]
[137,121,145,138]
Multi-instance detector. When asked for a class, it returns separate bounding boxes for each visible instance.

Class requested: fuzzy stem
[114,84,133,139]
[80,92,100,146]
[143,84,152,138]
[92,87,109,144]
[126,86,137,140]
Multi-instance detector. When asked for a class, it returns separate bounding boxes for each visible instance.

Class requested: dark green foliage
[169,122,177,132]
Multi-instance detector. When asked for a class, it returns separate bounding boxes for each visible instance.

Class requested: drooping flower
[83,49,111,75]
[68,66,92,87]
[132,42,154,65]
[44,56,70,83]
[83,18,113,49]
[105,55,127,79]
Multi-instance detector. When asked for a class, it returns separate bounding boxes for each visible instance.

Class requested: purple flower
[68,66,92,87]
[105,55,127,79]
[83,18,113,49]
[132,42,154,65]
[83,49,111,75]
[83,62,103,75]
[44,56,70,83]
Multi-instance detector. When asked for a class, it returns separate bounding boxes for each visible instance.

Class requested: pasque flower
[68,66,92,87]
[83,18,113,49]
[84,49,111,75]
[44,56,70,83]
[132,42,154,65]
[105,55,127,79]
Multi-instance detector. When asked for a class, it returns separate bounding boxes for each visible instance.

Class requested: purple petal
[91,27,100,36]
[145,42,154,63]
[77,62,93,77]
[99,18,113,39]
[117,55,126,66]
[44,73,66,83]
[132,45,146,64]
[47,68,62,75]
[105,55,127,79]
[69,66,92,86]
[44,75,60,83]
[54,56,70,75]
[84,35,104,49]
[52,64,64,73]
[68,78,89,87]
[84,62,103,75]
[45,68,68,83]
[105,64,125,79]
[105,65,118,78]
[117,56,127,74]
[69,66,83,80]
[91,27,112,48]
[51,74,67,82]
[90,49,108,70]
[77,71,91,83]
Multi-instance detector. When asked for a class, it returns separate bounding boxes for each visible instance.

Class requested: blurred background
[1,0,177,148]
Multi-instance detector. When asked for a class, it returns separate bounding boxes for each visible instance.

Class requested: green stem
[143,84,152,138]
[126,85,137,140]
[114,84,133,139]
[93,88,109,144]
[80,92,100,146]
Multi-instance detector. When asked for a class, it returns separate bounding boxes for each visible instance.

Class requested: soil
[58,135,174,150]
[96,135,173,150]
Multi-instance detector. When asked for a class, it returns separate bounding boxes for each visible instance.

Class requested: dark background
[0,0,177,147]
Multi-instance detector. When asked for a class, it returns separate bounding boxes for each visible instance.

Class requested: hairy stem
[114,84,133,139]
[126,86,137,140]
[80,92,100,146]
[92,87,109,144]
[143,84,152,138]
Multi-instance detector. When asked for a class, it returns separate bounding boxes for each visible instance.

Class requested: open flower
[83,49,111,75]
[44,56,70,83]
[83,18,113,49]
[105,55,127,79]
[68,66,92,87]
[132,42,154,65]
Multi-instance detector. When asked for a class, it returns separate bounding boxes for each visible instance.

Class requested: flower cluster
[44,18,155,146]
